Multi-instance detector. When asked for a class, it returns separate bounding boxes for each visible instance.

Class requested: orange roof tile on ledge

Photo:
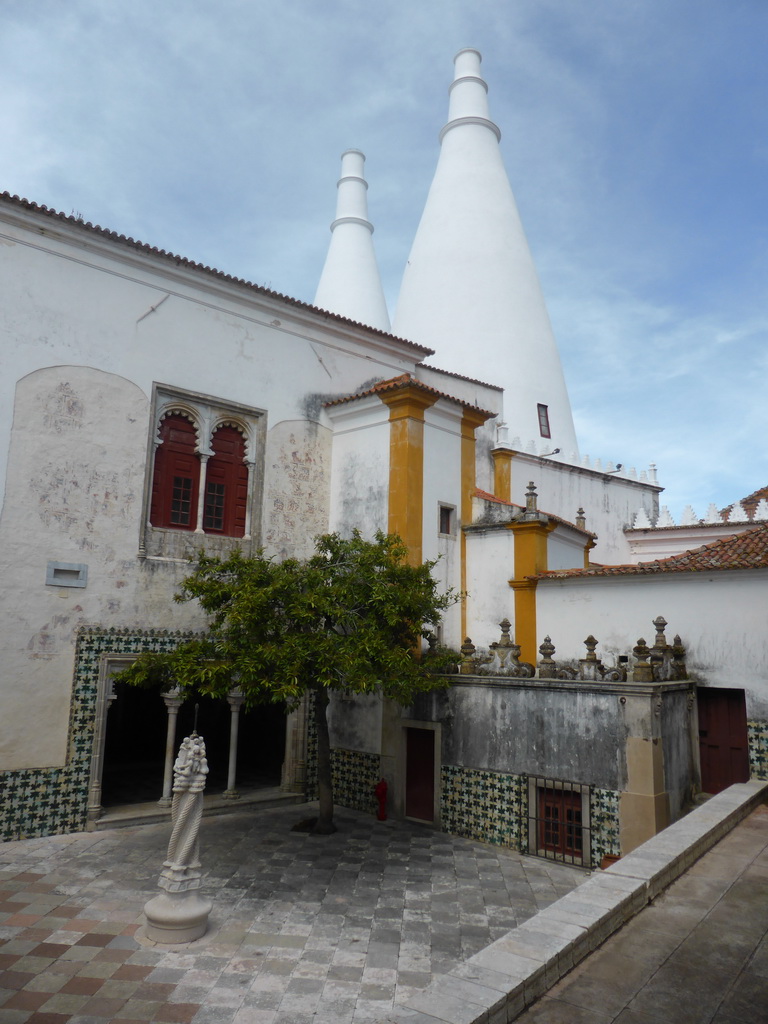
[475,488,516,507]
[324,374,496,417]
[536,522,768,579]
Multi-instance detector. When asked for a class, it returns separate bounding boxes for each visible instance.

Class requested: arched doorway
[101,681,287,807]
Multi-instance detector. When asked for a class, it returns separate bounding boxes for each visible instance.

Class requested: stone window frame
[139,383,267,560]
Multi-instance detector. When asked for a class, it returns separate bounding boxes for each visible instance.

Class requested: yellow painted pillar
[379,387,438,565]
[584,537,596,569]
[491,448,515,502]
[507,518,555,663]
[461,410,492,639]
[378,385,437,812]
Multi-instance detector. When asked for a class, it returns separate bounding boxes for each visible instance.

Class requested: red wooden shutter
[203,426,248,537]
[150,414,199,530]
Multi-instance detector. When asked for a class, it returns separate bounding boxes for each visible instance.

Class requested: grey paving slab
[0,801,585,1023]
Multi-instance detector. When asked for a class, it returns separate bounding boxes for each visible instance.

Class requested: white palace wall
[0,206,429,772]
[536,572,768,719]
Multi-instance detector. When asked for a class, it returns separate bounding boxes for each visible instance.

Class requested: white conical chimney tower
[314,149,391,332]
[394,50,578,454]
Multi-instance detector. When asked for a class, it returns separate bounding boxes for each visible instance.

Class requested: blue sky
[2,0,766,520]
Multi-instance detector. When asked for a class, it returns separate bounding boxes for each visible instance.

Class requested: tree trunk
[313,686,336,834]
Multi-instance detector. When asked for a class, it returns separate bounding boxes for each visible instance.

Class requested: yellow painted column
[379,387,438,565]
[507,519,555,663]
[584,537,596,569]
[378,386,437,812]
[491,448,514,502]
[461,410,491,639]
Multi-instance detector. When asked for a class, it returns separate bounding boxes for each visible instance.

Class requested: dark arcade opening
[101,682,287,807]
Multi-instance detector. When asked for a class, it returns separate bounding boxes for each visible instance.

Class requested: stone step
[93,786,304,830]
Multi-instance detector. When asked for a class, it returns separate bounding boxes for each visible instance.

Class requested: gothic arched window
[203,425,248,537]
[150,414,199,530]
[142,386,265,559]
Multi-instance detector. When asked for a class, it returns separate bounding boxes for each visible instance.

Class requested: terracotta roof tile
[1,191,432,355]
[537,522,768,579]
[475,488,516,507]
[723,485,768,520]
[416,363,503,391]
[324,373,496,417]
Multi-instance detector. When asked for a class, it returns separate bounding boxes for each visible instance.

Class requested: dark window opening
[537,403,551,439]
[439,505,454,535]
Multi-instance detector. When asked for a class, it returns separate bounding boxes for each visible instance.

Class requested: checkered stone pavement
[0,802,586,1023]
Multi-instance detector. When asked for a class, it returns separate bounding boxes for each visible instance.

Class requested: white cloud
[1,0,766,520]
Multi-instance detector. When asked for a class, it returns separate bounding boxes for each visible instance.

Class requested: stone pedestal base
[143,891,212,944]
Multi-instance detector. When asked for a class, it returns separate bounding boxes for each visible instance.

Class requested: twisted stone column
[143,733,212,943]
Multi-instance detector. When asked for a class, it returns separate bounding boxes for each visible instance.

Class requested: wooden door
[405,728,435,821]
[698,687,749,794]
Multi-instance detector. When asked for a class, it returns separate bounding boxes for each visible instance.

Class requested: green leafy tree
[120,531,457,833]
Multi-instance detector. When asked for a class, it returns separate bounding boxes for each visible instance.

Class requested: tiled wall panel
[440,765,526,848]
[0,628,192,842]
[748,720,768,781]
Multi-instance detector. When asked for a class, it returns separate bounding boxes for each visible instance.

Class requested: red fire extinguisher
[374,778,388,821]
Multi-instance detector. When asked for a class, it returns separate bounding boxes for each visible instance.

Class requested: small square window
[537,404,551,439]
[438,504,455,536]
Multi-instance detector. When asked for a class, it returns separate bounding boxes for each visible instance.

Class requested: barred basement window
[526,775,591,868]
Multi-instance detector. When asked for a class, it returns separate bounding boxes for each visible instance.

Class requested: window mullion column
[195,454,209,534]
[243,458,255,540]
